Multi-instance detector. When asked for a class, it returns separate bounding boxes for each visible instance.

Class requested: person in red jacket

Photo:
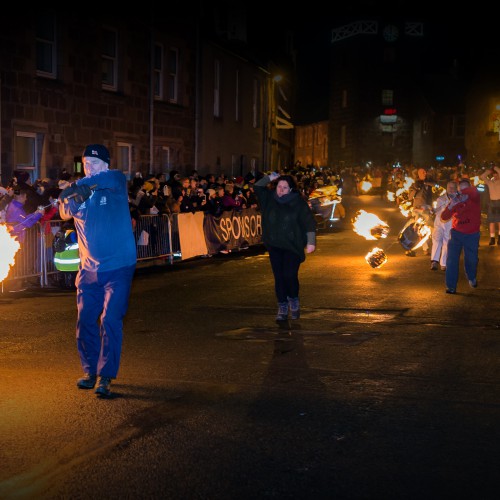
[440,179,481,294]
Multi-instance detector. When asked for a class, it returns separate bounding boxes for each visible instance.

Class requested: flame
[360,180,372,193]
[409,217,432,250]
[308,185,341,204]
[471,175,481,186]
[365,247,388,268]
[0,224,20,282]
[402,176,415,190]
[398,201,412,217]
[353,210,390,240]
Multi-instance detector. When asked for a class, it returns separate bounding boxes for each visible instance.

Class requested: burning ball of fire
[365,247,388,268]
[353,210,390,240]
[0,224,20,282]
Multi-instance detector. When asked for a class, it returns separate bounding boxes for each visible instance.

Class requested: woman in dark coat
[254,172,317,321]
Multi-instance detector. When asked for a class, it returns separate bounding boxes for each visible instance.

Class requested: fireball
[365,247,388,268]
[0,224,20,282]
[353,210,390,240]
[398,216,432,251]
[360,180,372,193]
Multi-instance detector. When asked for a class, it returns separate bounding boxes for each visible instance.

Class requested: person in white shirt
[430,181,458,271]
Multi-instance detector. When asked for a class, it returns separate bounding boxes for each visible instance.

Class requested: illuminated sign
[380,115,397,124]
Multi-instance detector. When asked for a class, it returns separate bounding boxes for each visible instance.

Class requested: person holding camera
[440,178,481,294]
[479,165,500,245]
[193,188,207,211]
[202,188,222,216]
[254,172,316,321]
[220,182,245,212]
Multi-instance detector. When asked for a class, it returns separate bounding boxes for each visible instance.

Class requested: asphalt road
[1,194,499,499]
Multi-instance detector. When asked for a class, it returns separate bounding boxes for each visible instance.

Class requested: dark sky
[215,3,496,122]
[285,11,495,123]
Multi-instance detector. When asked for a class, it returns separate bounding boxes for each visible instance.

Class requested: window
[252,78,260,128]
[154,43,164,100]
[167,47,178,103]
[15,132,38,182]
[421,119,429,136]
[235,70,240,121]
[102,27,118,90]
[341,90,347,108]
[214,59,221,117]
[382,89,394,106]
[231,154,240,178]
[340,125,346,149]
[297,128,303,148]
[383,47,396,63]
[116,143,132,179]
[161,146,170,172]
[36,13,56,78]
[307,127,313,147]
[450,115,465,137]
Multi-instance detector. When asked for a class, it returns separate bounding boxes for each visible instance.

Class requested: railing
[1,214,179,291]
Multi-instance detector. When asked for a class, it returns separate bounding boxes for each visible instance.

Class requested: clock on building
[383,24,399,42]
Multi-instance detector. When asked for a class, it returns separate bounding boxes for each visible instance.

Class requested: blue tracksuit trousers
[445,229,480,291]
[75,265,135,378]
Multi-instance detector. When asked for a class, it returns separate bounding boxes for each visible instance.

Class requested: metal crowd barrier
[1,214,181,291]
[0,224,46,290]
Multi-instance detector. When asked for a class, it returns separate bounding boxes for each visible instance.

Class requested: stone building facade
[0,10,198,185]
[0,8,296,186]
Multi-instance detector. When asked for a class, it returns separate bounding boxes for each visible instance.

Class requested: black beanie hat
[82,144,110,164]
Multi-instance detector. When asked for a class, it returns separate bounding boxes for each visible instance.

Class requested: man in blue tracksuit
[59,144,137,397]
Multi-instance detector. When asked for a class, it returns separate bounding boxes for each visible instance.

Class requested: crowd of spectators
[0,161,490,232]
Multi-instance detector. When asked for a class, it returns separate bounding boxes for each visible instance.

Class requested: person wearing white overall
[430,181,458,271]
